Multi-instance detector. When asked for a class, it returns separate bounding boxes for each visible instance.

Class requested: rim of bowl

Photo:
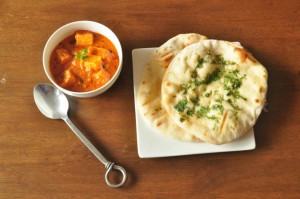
[43,20,123,96]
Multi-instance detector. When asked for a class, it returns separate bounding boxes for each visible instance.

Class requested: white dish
[132,47,256,158]
[43,21,123,98]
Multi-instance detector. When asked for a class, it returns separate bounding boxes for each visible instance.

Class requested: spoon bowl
[34,84,69,119]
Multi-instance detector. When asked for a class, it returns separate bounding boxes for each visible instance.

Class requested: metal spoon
[33,83,127,188]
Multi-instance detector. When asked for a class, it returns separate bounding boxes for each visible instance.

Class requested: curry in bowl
[50,30,119,92]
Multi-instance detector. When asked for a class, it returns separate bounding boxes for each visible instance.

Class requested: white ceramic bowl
[43,21,123,98]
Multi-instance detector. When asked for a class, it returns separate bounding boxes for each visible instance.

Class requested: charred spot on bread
[259,87,264,93]
[234,47,256,63]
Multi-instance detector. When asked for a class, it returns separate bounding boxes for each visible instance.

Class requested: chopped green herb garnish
[202,68,222,85]
[230,108,239,122]
[196,57,205,68]
[180,117,186,122]
[174,99,188,113]
[212,55,236,66]
[191,70,198,78]
[234,93,247,101]
[215,95,224,103]
[75,48,88,61]
[223,70,247,101]
[190,95,200,106]
[205,91,212,97]
[186,108,194,116]
[211,104,224,114]
[193,79,201,86]
[207,115,220,122]
[227,99,241,110]
[224,75,242,89]
[196,106,209,118]
[180,83,192,94]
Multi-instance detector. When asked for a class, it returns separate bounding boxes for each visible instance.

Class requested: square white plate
[132,48,256,158]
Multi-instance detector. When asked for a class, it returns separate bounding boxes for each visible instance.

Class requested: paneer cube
[75,31,93,46]
[61,70,76,87]
[56,48,72,64]
[83,55,102,71]
[87,46,115,62]
[94,70,111,85]
[87,46,107,56]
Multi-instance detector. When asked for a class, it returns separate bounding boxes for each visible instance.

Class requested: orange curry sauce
[50,30,119,92]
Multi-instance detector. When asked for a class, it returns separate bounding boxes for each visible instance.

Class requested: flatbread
[137,33,207,141]
[161,40,268,144]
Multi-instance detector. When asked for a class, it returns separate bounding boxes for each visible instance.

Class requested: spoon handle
[63,117,109,165]
[63,117,127,188]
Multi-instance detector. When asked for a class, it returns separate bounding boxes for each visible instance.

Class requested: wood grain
[0,0,299,198]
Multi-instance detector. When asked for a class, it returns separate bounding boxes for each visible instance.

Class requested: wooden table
[1,0,299,198]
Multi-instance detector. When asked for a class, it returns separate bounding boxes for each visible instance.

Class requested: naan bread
[137,33,207,141]
[161,40,268,144]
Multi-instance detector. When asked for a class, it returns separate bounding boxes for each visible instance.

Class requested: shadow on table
[252,58,299,150]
